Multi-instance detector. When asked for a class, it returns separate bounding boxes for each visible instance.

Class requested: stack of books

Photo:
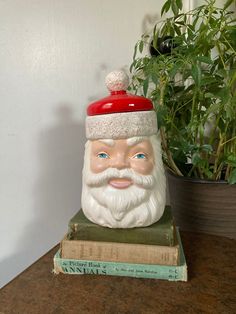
[53,206,187,281]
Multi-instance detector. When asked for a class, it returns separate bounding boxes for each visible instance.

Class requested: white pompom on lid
[105,70,129,92]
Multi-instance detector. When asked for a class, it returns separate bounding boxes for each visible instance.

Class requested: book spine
[68,224,175,246]
[61,240,179,266]
[68,206,175,246]
[53,251,187,281]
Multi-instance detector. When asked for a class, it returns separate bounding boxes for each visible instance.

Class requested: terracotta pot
[167,171,236,239]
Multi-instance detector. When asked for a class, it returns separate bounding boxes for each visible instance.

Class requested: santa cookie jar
[82,70,166,228]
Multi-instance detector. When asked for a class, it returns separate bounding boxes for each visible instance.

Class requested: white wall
[0,0,168,288]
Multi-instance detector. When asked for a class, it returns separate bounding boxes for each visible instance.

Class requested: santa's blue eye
[133,153,147,159]
[97,152,109,159]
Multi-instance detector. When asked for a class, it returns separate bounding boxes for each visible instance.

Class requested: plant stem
[216,42,227,70]
[214,161,224,180]
[160,128,183,176]
[190,87,197,124]
[159,79,183,176]
[213,135,224,179]
[225,164,231,180]
[209,114,221,146]
[198,167,204,179]
[221,135,236,147]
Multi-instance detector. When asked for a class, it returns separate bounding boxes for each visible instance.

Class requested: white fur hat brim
[86,111,157,140]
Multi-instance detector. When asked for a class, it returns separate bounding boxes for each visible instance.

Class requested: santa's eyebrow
[127,136,147,146]
[98,139,115,146]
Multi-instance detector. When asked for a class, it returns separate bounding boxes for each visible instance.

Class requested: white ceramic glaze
[81,133,166,228]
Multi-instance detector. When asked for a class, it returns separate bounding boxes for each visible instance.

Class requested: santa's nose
[110,154,130,170]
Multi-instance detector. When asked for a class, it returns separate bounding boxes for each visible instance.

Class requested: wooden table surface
[0,231,236,314]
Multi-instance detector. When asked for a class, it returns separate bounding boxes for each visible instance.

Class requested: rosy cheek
[90,156,109,173]
[130,160,154,175]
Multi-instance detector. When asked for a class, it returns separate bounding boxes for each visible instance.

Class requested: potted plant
[130,0,236,238]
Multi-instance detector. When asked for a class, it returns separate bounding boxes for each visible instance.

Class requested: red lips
[109,178,133,189]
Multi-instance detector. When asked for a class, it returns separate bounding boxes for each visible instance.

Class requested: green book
[68,206,175,246]
[53,229,187,281]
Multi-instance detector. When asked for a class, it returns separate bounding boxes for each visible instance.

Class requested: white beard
[81,134,166,228]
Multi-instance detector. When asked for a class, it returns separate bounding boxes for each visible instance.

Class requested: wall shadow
[142,13,159,33]
[32,104,85,240]
[0,104,85,288]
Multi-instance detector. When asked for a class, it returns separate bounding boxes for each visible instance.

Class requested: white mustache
[84,168,155,189]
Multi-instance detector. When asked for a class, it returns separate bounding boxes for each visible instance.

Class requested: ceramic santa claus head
[81,70,166,228]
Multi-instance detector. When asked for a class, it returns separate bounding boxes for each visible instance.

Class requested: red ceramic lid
[87,71,154,116]
[87,90,153,116]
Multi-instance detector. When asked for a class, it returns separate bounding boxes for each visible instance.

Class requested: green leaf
[192,10,201,29]
[153,24,159,50]
[204,168,214,179]
[196,56,213,64]
[139,40,144,53]
[192,153,202,166]
[201,144,213,153]
[174,24,181,36]
[151,72,159,85]
[175,20,185,26]
[204,92,215,98]
[188,24,195,32]
[161,0,172,16]
[216,87,230,104]
[187,27,194,40]
[171,1,179,16]
[133,42,138,61]
[216,69,227,78]
[143,78,149,97]
[141,34,150,40]
[156,105,167,128]
[224,0,234,10]
[191,63,202,87]
[225,102,234,119]
[228,168,236,184]
[176,0,183,10]
[169,61,183,78]
[227,155,236,167]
